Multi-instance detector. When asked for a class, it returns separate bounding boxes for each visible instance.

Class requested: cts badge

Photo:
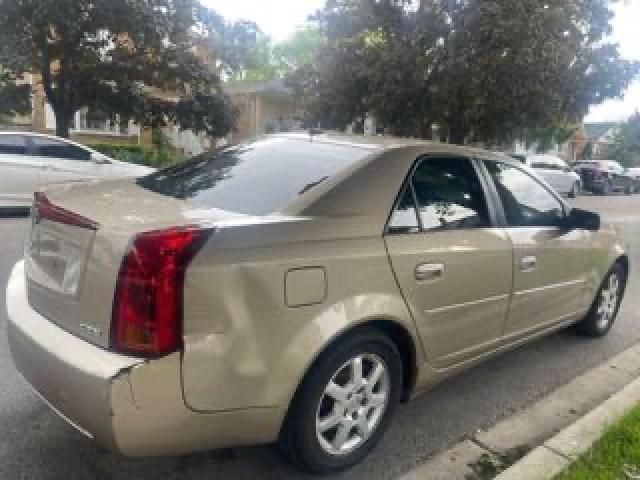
[79,323,102,337]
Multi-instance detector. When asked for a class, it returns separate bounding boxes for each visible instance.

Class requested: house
[511,122,620,162]
[1,75,300,154]
[0,40,221,156]
[583,122,619,158]
[224,79,299,144]
[0,72,148,146]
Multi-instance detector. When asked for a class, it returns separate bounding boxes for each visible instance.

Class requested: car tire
[279,328,403,473]
[568,181,580,198]
[601,180,612,196]
[575,263,626,337]
[624,184,633,195]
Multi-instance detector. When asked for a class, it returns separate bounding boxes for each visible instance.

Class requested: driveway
[0,194,638,480]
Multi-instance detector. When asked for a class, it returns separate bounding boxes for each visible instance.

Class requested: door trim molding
[425,293,509,315]
[513,278,587,296]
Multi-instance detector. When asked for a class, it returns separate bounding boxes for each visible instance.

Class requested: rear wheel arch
[283,319,419,426]
[614,255,630,287]
[616,254,629,274]
[278,322,408,472]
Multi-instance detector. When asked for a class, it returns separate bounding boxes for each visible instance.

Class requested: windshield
[137,137,371,215]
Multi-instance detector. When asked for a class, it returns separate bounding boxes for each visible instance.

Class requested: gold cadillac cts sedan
[6,132,628,473]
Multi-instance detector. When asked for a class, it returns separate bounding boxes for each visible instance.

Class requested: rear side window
[0,135,27,155]
[31,137,91,161]
[387,156,491,233]
[137,137,371,215]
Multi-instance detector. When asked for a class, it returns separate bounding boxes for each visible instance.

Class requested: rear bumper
[6,261,284,456]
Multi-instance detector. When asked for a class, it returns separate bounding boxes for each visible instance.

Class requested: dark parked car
[574,160,635,195]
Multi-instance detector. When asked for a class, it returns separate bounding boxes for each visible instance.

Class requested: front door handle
[415,262,444,281]
[520,255,537,272]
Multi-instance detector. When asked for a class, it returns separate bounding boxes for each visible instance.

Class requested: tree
[222,25,324,84]
[527,124,579,154]
[273,26,324,74]
[290,0,640,145]
[0,0,253,138]
[0,69,30,118]
[603,112,640,167]
[215,20,277,82]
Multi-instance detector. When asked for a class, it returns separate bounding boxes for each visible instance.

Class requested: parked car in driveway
[0,132,154,209]
[626,167,640,193]
[573,160,635,195]
[6,133,628,473]
[512,154,582,198]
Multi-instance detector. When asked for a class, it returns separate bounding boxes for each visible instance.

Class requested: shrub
[86,139,185,168]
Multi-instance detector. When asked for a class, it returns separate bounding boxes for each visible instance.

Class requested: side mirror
[563,208,600,231]
[91,152,111,165]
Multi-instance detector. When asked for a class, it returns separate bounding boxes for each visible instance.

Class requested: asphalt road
[1,194,639,480]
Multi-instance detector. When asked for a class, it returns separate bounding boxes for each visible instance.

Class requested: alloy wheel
[596,272,620,330]
[315,353,390,456]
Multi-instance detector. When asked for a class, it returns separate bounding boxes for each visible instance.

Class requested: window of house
[484,161,565,227]
[45,103,131,135]
[0,135,28,155]
[79,108,125,133]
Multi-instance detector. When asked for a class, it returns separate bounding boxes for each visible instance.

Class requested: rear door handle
[520,256,537,272]
[415,262,444,281]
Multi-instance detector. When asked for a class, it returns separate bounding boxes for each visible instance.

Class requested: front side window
[388,156,491,233]
[0,135,27,155]
[484,161,565,227]
[30,137,91,161]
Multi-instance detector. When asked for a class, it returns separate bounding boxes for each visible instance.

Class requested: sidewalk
[398,343,640,480]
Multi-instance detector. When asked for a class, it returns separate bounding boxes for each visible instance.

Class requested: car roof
[0,130,100,154]
[527,153,564,160]
[0,131,74,141]
[272,131,516,163]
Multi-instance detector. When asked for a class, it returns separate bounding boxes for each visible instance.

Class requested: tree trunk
[54,107,74,138]
[419,122,433,140]
[449,127,466,145]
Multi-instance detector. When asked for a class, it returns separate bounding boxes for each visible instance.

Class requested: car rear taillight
[111,226,213,357]
[33,192,98,230]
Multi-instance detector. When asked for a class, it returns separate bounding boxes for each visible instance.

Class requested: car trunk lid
[24,179,241,349]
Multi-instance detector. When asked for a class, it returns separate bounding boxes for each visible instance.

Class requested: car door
[0,134,45,206]
[609,162,633,191]
[556,158,575,194]
[528,156,559,192]
[384,155,513,368]
[29,136,101,184]
[481,160,593,336]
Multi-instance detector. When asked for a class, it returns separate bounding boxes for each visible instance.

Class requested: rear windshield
[137,137,371,215]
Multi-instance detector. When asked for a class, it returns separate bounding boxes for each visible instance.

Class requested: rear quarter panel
[588,222,628,291]
[180,220,423,413]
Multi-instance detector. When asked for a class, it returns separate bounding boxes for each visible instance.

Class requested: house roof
[223,78,293,97]
[584,122,617,141]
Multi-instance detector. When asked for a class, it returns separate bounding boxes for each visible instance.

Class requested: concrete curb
[398,342,640,480]
[496,372,640,480]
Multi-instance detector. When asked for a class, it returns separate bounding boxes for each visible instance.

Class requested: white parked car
[0,132,154,209]
[626,167,640,193]
[512,154,582,198]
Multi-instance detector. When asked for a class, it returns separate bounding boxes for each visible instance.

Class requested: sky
[204,0,640,123]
